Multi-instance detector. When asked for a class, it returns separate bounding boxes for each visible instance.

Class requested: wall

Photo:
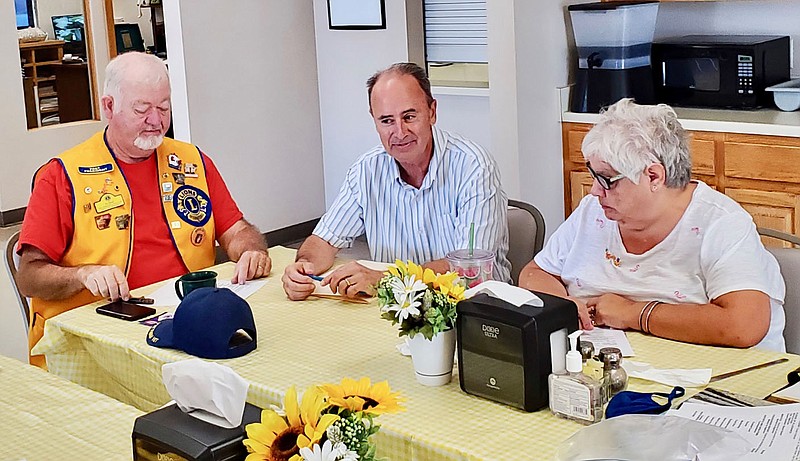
[165,0,325,233]
[312,0,423,207]
[433,88,491,153]
[0,0,110,213]
[485,0,570,232]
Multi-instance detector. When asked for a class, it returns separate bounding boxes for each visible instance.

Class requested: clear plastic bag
[555,414,751,461]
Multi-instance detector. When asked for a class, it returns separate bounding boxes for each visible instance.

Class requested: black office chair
[507,200,546,285]
[4,231,30,332]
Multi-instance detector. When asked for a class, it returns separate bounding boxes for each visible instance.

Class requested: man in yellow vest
[17,52,271,368]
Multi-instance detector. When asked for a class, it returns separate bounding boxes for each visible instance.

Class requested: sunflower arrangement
[243,377,404,461]
[376,260,465,340]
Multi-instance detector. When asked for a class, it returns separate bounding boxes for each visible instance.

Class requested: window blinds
[424,0,488,63]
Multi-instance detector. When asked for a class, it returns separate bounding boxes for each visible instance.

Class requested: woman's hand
[586,294,639,330]
[567,296,594,331]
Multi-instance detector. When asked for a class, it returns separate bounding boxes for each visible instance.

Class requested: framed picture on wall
[327,0,386,30]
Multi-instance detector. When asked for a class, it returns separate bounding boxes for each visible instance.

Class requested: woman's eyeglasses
[586,162,625,190]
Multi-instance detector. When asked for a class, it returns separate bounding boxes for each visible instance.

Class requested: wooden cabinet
[19,40,64,127]
[562,122,800,247]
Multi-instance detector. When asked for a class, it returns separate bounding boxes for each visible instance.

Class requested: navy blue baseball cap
[147,287,257,359]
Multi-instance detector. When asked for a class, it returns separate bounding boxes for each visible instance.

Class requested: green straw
[468,222,475,257]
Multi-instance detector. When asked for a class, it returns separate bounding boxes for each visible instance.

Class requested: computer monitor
[51,14,86,58]
[115,23,146,54]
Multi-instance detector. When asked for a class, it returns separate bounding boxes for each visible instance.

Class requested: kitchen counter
[557,87,800,137]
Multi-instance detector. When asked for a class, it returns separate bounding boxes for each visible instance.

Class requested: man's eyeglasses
[586,162,625,190]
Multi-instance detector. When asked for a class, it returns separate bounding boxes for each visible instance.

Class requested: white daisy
[299,440,339,461]
[382,275,426,321]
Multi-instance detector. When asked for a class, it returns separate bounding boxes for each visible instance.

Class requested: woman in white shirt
[519,98,786,351]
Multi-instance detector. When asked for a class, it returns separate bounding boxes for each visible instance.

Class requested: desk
[34,246,800,461]
[0,354,142,460]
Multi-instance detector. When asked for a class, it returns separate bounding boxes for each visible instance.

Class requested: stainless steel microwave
[651,35,790,109]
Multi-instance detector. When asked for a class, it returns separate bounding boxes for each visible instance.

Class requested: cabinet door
[725,134,800,184]
[570,171,594,213]
[726,188,800,248]
[689,131,716,176]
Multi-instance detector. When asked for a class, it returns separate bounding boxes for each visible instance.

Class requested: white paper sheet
[148,279,267,306]
[668,401,800,460]
[623,360,711,388]
[581,327,635,357]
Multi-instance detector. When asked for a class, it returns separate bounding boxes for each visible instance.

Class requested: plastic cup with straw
[468,222,475,257]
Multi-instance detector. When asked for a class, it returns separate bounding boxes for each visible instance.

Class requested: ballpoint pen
[127,296,155,305]
[306,274,324,281]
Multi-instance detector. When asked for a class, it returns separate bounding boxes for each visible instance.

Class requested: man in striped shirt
[282,62,510,300]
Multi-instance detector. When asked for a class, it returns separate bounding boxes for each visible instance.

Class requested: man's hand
[323,261,382,298]
[75,264,130,301]
[282,261,318,301]
[231,250,271,284]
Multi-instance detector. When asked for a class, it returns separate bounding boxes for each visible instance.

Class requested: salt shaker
[579,341,595,363]
[599,347,628,399]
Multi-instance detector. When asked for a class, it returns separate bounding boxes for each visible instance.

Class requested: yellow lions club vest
[29,131,216,367]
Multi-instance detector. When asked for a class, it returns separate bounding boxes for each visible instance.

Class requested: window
[424,0,488,88]
[15,0,35,29]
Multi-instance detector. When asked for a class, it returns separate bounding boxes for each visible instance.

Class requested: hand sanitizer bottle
[548,330,603,424]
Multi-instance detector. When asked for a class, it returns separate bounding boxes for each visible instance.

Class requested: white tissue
[622,360,711,388]
[463,280,544,307]
[162,358,250,428]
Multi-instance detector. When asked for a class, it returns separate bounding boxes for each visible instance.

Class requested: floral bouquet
[243,377,404,461]
[376,260,466,340]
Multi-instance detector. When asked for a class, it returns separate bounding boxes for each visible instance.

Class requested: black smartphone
[96,300,157,321]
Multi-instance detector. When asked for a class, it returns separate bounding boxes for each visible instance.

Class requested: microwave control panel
[737,55,754,95]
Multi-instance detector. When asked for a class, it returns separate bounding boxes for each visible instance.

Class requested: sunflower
[321,377,405,416]
[244,386,340,461]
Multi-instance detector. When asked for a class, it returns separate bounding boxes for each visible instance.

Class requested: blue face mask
[605,386,685,419]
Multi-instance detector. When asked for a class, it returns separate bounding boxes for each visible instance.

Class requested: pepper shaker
[599,347,628,400]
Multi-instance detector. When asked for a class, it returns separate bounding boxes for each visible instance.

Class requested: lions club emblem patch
[172,185,212,226]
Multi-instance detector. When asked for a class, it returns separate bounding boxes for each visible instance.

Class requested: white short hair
[581,98,692,189]
[103,52,169,113]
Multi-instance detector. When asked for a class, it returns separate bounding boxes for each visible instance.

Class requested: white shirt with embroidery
[535,181,786,352]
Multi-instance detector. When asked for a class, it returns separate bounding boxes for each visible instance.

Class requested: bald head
[103,52,170,112]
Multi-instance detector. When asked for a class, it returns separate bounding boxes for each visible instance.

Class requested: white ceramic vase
[408,328,456,386]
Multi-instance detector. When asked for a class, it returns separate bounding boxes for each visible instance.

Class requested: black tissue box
[132,402,262,461]
[457,292,578,411]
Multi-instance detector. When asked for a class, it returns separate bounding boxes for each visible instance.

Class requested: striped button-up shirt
[314,126,511,282]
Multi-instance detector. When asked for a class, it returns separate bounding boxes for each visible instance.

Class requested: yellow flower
[243,386,339,461]
[433,271,458,289]
[423,267,437,285]
[405,261,424,280]
[321,377,405,416]
[388,260,405,278]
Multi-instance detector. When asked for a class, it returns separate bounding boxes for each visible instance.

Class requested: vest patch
[191,227,206,246]
[94,193,125,213]
[173,185,212,226]
[78,163,113,174]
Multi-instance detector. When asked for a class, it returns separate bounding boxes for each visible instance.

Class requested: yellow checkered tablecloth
[33,246,800,461]
[0,353,142,461]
